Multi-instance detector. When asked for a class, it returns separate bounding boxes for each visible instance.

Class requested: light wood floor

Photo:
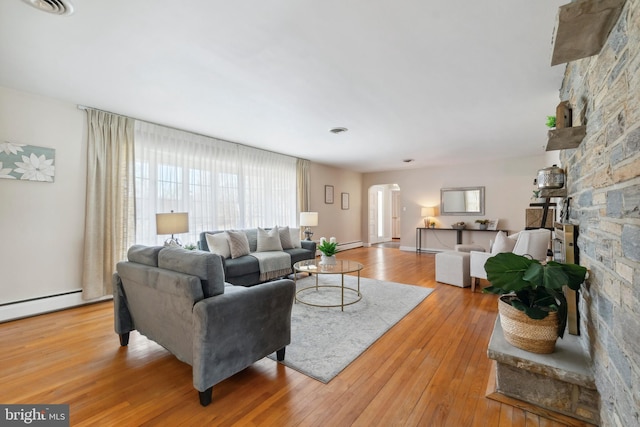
[1,246,574,426]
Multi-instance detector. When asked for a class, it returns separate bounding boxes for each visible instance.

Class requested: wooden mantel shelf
[546,126,587,151]
[551,0,625,66]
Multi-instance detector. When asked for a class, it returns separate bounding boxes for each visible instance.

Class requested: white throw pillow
[491,231,517,255]
[278,226,294,249]
[205,232,231,259]
[257,226,283,252]
[227,230,251,259]
[289,228,302,248]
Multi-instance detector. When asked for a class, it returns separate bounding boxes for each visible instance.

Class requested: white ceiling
[0,0,566,173]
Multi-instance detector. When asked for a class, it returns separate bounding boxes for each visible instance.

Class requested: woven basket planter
[498,296,559,354]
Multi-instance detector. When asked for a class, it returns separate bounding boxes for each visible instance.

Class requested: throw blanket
[250,252,292,281]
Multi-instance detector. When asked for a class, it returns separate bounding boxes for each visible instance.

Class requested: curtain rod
[76,104,308,163]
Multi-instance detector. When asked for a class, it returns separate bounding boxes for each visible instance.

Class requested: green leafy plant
[483,252,587,338]
[318,237,338,257]
[183,243,197,250]
[475,219,490,225]
[546,115,556,128]
[532,190,541,200]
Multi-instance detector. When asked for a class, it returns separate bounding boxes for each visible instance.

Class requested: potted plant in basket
[318,237,338,265]
[483,252,587,354]
[475,219,490,230]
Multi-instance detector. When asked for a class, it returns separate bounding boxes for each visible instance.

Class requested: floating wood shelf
[551,0,625,66]
[546,126,587,151]
[540,188,567,198]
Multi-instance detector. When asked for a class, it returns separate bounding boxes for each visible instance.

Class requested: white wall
[0,87,87,308]
[362,155,554,251]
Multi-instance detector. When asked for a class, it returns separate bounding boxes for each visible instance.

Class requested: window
[134,122,297,246]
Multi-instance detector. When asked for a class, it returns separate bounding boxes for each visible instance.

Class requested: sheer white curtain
[134,121,297,246]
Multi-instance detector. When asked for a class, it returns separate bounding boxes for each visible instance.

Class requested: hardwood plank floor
[0,246,574,426]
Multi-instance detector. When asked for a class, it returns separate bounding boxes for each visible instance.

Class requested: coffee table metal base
[296,283,362,311]
[293,260,364,311]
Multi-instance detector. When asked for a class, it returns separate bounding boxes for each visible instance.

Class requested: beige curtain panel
[297,158,310,214]
[81,109,135,300]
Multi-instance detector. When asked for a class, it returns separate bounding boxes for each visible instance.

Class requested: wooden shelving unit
[551,0,625,66]
[540,188,567,198]
[546,126,587,151]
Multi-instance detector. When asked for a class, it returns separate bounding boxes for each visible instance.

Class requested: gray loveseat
[198,227,316,286]
[113,245,295,406]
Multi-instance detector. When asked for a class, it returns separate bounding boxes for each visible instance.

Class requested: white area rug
[269,274,433,383]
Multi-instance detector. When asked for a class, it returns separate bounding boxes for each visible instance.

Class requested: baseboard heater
[0,290,111,323]
[337,241,364,251]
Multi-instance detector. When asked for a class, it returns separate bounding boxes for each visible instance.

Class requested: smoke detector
[21,0,74,16]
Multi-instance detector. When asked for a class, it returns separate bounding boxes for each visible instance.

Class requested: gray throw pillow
[289,227,302,248]
[278,226,294,249]
[227,230,251,259]
[257,226,283,252]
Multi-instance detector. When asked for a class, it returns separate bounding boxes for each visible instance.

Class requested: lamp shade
[156,212,189,235]
[300,212,318,227]
[421,207,435,217]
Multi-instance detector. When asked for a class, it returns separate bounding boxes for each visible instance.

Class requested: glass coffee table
[293,259,364,311]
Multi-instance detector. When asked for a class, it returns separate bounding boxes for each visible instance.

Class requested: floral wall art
[0,141,55,182]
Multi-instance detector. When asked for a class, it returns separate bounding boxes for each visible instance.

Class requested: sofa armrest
[301,240,316,252]
[470,251,493,280]
[191,279,295,392]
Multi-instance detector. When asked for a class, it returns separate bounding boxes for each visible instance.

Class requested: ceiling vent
[21,0,74,16]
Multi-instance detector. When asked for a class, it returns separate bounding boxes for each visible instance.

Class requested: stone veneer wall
[557,0,640,425]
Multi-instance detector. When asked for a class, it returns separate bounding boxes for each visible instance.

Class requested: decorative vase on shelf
[320,255,337,265]
[479,224,488,230]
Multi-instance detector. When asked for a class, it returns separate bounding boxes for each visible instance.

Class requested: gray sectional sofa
[113,244,295,406]
[198,226,316,286]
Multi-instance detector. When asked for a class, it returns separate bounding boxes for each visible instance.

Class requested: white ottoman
[435,251,471,288]
[454,244,485,253]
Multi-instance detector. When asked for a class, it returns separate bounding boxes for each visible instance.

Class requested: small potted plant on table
[475,219,490,230]
[318,237,338,265]
[483,252,587,354]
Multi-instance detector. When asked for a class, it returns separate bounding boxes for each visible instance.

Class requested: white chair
[469,229,551,292]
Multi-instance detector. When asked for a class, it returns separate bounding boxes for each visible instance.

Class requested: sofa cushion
[289,228,302,248]
[128,245,163,267]
[158,247,225,298]
[257,226,283,252]
[278,226,294,249]
[491,231,517,255]
[228,230,251,259]
[205,232,231,259]
[224,255,260,278]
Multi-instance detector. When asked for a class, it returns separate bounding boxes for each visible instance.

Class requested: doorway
[368,184,401,246]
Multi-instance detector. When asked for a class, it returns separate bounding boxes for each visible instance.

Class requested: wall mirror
[440,186,485,215]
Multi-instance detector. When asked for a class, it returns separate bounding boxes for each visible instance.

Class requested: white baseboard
[0,291,111,323]
[400,246,443,253]
[314,241,364,256]
[337,241,364,251]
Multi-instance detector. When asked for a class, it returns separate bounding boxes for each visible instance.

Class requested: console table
[415,227,508,253]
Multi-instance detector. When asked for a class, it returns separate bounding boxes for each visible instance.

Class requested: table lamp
[300,212,318,241]
[156,210,189,246]
[421,207,435,228]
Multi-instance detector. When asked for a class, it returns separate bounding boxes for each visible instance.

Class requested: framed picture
[325,185,334,204]
[341,192,349,210]
[487,219,499,231]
